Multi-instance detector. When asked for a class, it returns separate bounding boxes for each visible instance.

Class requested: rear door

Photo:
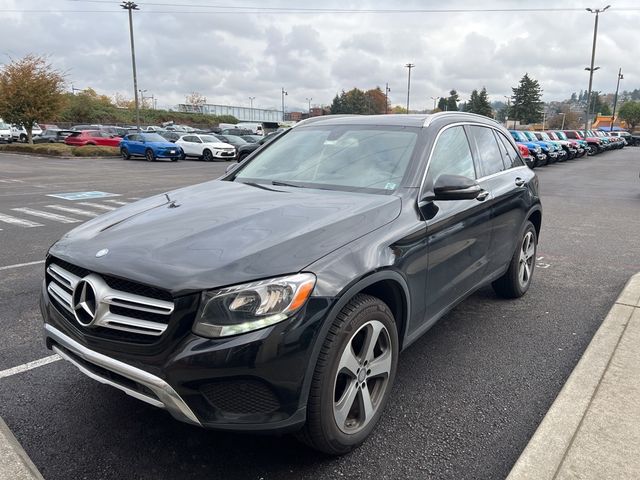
[423,125,493,320]
[467,125,531,277]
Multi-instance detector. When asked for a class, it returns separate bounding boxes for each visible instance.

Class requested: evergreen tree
[466,87,493,118]
[570,92,578,102]
[437,97,447,111]
[511,73,544,124]
[330,93,344,114]
[446,89,459,111]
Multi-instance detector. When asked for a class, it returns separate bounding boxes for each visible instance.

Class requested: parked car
[534,131,575,160]
[221,128,253,136]
[509,130,548,167]
[70,124,128,137]
[33,129,74,144]
[562,130,602,155]
[40,112,541,454]
[235,122,264,135]
[11,123,43,142]
[64,130,122,147]
[120,132,182,162]
[593,130,623,149]
[175,134,235,161]
[214,134,249,149]
[520,130,562,162]
[547,131,586,158]
[517,142,535,168]
[240,134,263,143]
[0,120,12,143]
[608,131,638,146]
[236,131,280,162]
[156,130,182,143]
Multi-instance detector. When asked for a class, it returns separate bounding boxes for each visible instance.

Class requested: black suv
[41,113,541,454]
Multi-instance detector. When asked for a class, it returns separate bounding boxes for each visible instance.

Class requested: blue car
[510,130,547,167]
[120,132,183,162]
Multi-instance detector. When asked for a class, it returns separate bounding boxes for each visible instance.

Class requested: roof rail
[292,114,355,128]
[423,111,500,127]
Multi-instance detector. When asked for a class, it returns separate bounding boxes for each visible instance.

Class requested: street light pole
[561,112,567,129]
[249,96,255,121]
[610,68,623,131]
[430,96,440,111]
[385,83,391,114]
[121,1,141,131]
[583,5,610,136]
[281,87,287,122]
[404,63,414,113]
[139,89,147,108]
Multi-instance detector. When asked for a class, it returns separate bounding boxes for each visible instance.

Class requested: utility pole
[404,63,414,113]
[121,1,141,131]
[139,89,147,108]
[281,87,287,122]
[306,97,312,115]
[583,5,610,137]
[385,83,391,114]
[610,68,623,131]
[560,112,566,129]
[249,96,255,121]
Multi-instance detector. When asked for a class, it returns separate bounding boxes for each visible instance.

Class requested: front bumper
[212,150,236,159]
[41,282,332,432]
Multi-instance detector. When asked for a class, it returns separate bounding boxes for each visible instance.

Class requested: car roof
[295,112,500,129]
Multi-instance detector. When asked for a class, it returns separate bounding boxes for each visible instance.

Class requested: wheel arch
[527,207,542,239]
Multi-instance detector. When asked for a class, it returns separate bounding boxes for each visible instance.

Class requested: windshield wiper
[271,180,304,188]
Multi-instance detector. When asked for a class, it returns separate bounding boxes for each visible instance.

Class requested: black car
[33,129,74,144]
[41,113,541,455]
[236,132,279,161]
[156,130,182,143]
[214,134,249,149]
[221,128,253,136]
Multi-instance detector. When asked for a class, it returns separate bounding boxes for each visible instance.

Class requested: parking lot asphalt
[0,149,639,480]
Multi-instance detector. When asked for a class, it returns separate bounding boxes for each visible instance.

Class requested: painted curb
[507,272,640,480]
[0,417,44,480]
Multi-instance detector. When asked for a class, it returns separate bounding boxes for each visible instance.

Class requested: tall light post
[404,63,414,113]
[583,5,610,136]
[121,1,141,131]
[430,96,440,111]
[610,68,623,131]
[249,96,255,121]
[281,87,287,122]
[503,95,513,128]
[560,112,567,129]
[139,89,147,108]
[384,83,391,114]
[306,97,312,115]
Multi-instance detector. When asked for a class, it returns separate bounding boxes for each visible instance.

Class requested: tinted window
[468,126,506,176]
[497,134,525,168]
[426,126,476,186]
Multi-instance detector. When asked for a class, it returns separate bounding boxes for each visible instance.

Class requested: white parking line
[104,200,129,206]
[0,213,43,228]
[12,207,80,224]
[0,260,45,271]
[46,204,99,217]
[0,354,61,380]
[77,202,116,211]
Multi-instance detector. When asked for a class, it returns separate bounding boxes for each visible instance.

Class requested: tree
[365,87,388,114]
[511,73,544,125]
[391,105,408,114]
[185,91,207,112]
[446,89,459,111]
[437,97,447,111]
[329,88,384,114]
[618,101,640,130]
[0,54,66,143]
[330,93,344,114]
[467,87,493,118]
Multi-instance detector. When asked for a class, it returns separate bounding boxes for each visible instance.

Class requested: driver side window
[425,126,476,190]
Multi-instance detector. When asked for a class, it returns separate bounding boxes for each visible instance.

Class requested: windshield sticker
[384,183,396,190]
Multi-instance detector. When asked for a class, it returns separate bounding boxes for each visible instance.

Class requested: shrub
[0,143,119,157]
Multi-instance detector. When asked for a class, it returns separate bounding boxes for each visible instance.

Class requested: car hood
[49,180,402,294]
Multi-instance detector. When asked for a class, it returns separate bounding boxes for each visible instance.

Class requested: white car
[175,134,236,161]
[0,120,11,143]
[11,123,43,142]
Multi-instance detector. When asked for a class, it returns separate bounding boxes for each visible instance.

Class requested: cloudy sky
[1,0,638,112]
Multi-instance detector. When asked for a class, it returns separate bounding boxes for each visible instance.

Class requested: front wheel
[492,221,537,298]
[120,147,131,159]
[145,148,155,162]
[296,294,398,455]
[202,149,214,162]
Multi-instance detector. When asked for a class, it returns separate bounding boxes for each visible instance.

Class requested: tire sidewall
[317,299,399,451]
[514,221,537,295]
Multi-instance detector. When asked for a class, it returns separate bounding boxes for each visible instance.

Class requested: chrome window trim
[45,323,201,426]
[418,122,528,201]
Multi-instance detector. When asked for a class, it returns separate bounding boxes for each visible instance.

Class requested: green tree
[365,87,388,114]
[437,97,447,111]
[618,101,640,130]
[446,89,459,111]
[330,93,344,114]
[467,87,493,118]
[511,73,544,124]
[0,54,66,143]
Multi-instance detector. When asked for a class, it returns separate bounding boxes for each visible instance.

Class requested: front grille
[46,259,174,341]
[200,379,280,415]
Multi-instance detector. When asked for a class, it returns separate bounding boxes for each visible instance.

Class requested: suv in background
[0,120,12,143]
[41,112,541,455]
[11,123,43,142]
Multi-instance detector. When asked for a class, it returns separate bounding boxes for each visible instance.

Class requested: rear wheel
[296,294,398,455]
[202,149,213,162]
[120,147,131,160]
[145,148,155,162]
[492,221,537,298]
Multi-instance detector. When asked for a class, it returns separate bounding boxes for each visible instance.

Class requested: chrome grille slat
[46,262,174,339]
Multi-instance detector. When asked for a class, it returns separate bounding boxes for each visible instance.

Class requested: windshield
[511,131,527,142]
[141,133,166,142]
[538,132,550,141]
[201,135,222,143]
[523,131,537,142]
[556,131,568,140]
[0,122,8,129]
[234,125,419,193]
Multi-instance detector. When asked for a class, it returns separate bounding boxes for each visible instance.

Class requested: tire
[296,294,399,455]
[237,152,249,163]
[120,147,131,160]
[492,221,537,299]
[202,149,213,162]
[180,152,186,160]
[171,157,178,162]
[145,148,155,162]
[20,134,27,143]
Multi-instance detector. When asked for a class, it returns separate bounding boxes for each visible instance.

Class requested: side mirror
[431,174,483,201]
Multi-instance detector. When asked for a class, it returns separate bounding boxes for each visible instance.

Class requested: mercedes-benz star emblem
[72,280,97,326]
[95,248,109,258]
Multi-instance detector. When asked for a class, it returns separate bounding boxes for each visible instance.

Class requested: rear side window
[467,126,505,177]
[497,134,525,169]
[425,126,476,186]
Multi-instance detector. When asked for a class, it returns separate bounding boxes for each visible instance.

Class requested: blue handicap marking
[47,191,122,201]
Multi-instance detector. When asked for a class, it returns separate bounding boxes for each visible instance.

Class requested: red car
[517,142,535,169]
[64,130,122,147]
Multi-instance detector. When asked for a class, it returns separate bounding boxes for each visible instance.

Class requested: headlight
[192,273,316,338]
[535,146,542,153]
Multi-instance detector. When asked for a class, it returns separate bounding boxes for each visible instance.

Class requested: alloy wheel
[333,320,392,434]
[518,231,535,289]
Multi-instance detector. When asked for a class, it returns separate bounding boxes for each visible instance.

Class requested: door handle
[476,190,489,201]
[515,177,525,187]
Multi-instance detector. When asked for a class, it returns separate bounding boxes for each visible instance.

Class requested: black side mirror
[432,174,484,201]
